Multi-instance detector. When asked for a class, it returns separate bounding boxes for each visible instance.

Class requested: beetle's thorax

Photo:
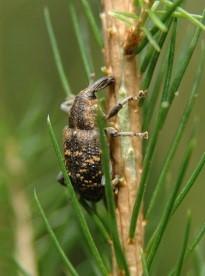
[69,92,98,130]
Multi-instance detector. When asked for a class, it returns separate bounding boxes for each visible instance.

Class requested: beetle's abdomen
[64,127,104,201]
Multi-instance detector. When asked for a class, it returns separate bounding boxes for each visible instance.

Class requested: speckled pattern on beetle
[62,77,114,202]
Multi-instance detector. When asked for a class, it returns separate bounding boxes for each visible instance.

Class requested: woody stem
[101,1,144,275]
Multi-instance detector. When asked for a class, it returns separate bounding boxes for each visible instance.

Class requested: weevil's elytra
[64,127,103,201]
[59,76,148,202]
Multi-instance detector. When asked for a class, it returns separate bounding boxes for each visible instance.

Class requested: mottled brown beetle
[58,76,148,202]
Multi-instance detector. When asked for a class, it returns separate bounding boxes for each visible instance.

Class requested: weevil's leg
[57,171,66,186]
[106,90,146,120]
[106,96,133,119]
[112,175,122,195]
[79,197,94,212]
[103,176,121,208]
[106,127,148,139]
[60,97,75,113]
[112,175,120,186]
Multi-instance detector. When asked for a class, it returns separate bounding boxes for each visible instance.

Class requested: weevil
[58,76,148,202]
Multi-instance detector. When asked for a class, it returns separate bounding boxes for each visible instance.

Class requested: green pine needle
[141,19,172,90]
[44,7,72,97]
[146,39,204,217]
[167,11,205,108]
[12,258,31,276]
[136,0,184,54]
[79,0,103,47]
[47,115,108,275]
[172,152,205,214]
[140,44,155,74]
[129,21,176,240]
[69,4,94,81]
[147,9,168,32]
[97,111,130,276]
[141,27,161,52]
[142,63,164,129]
[146,137,195,267]
[145,39,205,266]
[141,251,149,276]
[186,222,205,257]
[129,12,205,239]
[34,190,79,276]
[80,201,111,244]
[111,11,139,20]
[162,1,205,31]
[174,212,191,276]
[110,11,139,26]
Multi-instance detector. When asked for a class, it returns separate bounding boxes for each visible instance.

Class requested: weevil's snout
[104,76,115,86]
[85,76,115,98]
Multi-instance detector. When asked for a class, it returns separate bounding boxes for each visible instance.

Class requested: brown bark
[101,1,145,275]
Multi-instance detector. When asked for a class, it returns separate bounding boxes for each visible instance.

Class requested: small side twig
[124,0,154,55]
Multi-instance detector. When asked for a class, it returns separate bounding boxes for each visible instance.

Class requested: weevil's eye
[85,91,97,99]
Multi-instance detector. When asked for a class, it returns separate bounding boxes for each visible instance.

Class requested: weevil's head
[69,93,98,130]
[69,76,114,130]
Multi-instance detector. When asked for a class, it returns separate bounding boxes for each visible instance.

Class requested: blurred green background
[0,1,204,275]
